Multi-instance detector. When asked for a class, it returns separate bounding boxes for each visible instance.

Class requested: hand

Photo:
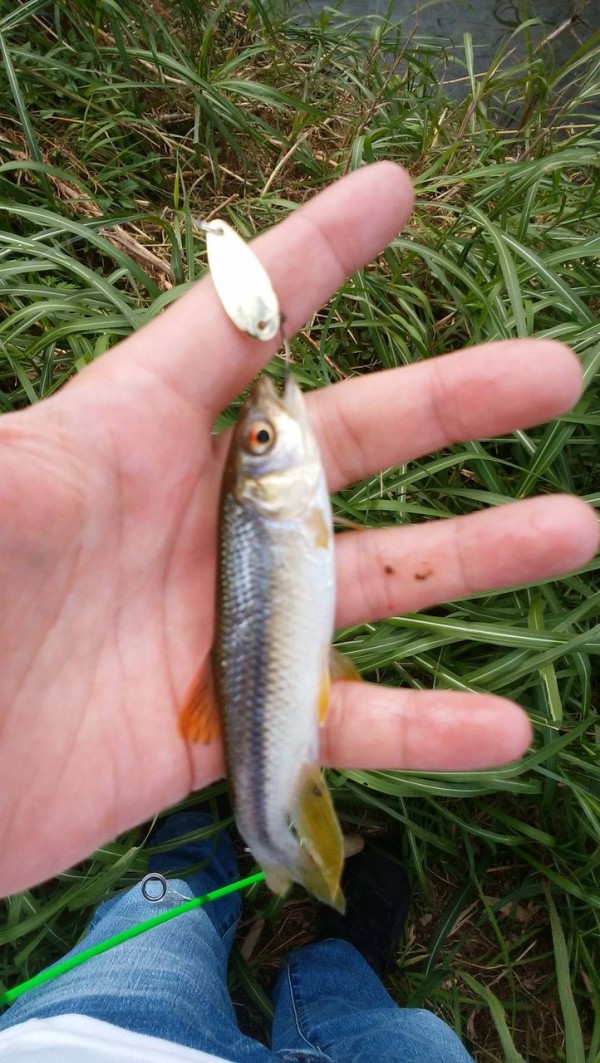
[0,162,596,897]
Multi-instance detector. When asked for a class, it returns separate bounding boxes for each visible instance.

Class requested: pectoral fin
[178,667,221,744]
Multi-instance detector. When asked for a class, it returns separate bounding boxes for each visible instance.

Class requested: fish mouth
[249,374,279,403]
[282,373,306,420]
[247,373,307,422]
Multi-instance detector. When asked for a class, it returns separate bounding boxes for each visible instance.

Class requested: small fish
[199,219,280,341]
[216,374,345,910]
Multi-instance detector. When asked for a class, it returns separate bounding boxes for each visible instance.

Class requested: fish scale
[218,495,333,868]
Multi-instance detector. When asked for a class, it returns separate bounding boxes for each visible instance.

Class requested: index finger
[111,162,414,416]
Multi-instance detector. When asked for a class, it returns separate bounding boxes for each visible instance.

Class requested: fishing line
[280,324,292,384]
[0,870,265,1009]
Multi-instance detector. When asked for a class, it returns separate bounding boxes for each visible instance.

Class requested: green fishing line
[0,870,265,1008]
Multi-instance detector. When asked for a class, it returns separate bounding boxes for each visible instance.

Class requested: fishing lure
[195,218,280,341]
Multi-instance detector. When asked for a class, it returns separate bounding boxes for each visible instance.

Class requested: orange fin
[178,667,221,744]
[329,647,362,683]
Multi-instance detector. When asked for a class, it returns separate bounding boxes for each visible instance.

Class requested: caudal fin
[259,766,345,911]
[290,764,345,912]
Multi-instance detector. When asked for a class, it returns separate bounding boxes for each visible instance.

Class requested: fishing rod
[0,870,265,1008]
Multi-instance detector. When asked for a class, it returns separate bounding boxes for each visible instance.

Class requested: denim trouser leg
[271,940,474,1063]
[0,816,473,1062]
[0,813,273,1061]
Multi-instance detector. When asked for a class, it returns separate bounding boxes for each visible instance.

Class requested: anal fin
[263,865,292,897]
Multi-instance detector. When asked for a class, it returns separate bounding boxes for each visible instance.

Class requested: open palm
[0,163,596,898]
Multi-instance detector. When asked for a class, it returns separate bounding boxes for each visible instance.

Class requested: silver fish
[215,374,345,910]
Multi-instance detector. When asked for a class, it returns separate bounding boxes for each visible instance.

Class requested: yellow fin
[290,764,345,912]
[329,647,362,683]
[318,670,330,725]
[305,506,330,549]
[318,650,360,727]
[178,668,221,744]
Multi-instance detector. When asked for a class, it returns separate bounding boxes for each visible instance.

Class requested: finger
[335,495,599,627]
[309,339,583,491]
[321,685,533,771]
[108,162,414,416]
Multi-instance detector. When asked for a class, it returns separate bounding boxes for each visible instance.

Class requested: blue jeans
[0,813,473,1062]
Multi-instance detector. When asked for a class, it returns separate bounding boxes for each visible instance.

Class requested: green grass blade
[460,971,527,1063]
[544,883,586,1063]
[0,32,51,198]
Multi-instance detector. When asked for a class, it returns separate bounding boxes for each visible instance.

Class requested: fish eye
[244,420,275,455]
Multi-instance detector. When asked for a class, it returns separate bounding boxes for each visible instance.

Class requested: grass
[0,0,599,1059]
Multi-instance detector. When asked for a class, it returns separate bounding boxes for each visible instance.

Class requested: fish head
[229,375,323,519]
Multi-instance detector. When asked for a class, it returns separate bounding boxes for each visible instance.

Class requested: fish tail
[259,766,345,911]
[294,848,345,913]
[290,764,345,912]
[263,851,344,913]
